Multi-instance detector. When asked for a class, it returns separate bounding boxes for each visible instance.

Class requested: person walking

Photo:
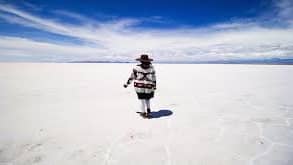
[124,54,156,118]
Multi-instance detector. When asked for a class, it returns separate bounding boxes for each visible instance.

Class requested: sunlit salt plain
[0,63,293,165]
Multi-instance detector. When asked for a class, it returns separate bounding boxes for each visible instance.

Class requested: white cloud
[0,1,293,62]
[0,36,111,62]
[275,0,293,20]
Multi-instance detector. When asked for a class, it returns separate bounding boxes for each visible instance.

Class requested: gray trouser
[140,99,151,113]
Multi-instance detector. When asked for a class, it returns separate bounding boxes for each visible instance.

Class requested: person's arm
[124,69,137,88]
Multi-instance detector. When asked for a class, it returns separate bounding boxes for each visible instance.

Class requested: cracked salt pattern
[0,63,293,165]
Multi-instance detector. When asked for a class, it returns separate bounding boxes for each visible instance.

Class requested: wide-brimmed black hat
[136,54,153,62]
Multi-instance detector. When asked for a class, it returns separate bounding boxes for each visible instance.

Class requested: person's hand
[123,84,128,88]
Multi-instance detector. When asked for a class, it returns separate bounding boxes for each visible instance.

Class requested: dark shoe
[147,108,151,113]
[138,112,147,118]
[145,112,152,119]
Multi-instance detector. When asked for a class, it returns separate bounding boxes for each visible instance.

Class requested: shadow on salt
[150,109,173,119]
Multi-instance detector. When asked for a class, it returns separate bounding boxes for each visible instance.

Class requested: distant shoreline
[68,58,293,65]
[1,58,293,65]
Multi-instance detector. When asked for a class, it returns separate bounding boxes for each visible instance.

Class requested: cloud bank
[0,0,293,62]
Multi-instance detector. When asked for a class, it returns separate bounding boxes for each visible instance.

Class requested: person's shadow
[150,109,173,119]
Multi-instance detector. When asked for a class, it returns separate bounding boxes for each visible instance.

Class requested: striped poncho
[126,64,156,94]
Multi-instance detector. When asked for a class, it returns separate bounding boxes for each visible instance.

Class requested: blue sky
[0,0,293,62]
